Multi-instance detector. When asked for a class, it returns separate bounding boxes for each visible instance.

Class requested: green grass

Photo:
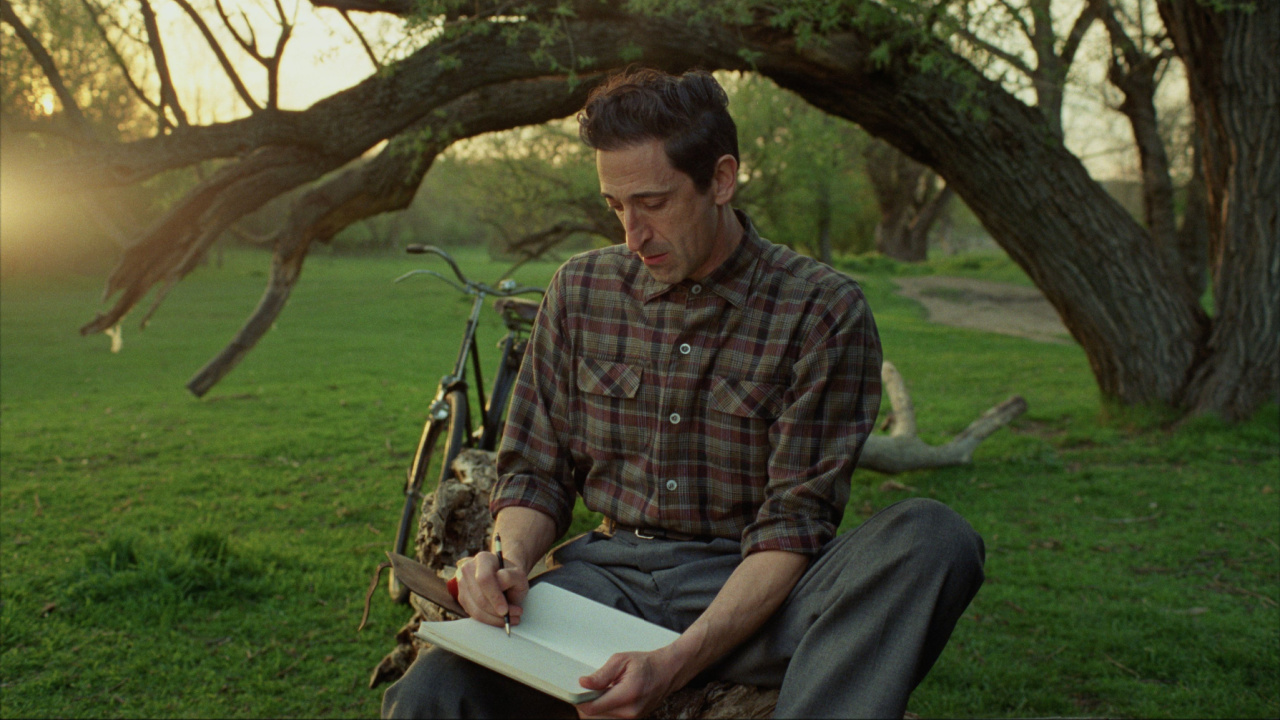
[2,247,1276,718]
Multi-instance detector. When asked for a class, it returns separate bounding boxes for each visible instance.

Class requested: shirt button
[679,343,692,355]
[666,479,678,491]
[669,412,681,425]
[690,284,702,295]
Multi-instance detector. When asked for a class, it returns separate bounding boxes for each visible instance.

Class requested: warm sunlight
[37,91,55,116]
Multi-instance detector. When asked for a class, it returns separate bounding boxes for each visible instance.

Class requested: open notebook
[414,582,681,703]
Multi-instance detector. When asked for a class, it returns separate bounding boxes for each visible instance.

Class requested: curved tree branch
[310,0,415,13]
[186,76,602,395]
[338,8,381,71]
[859,361,1028,474]
[80,12,747,339]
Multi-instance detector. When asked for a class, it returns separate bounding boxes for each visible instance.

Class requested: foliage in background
[1,0,154,140]
[727,71,880,259]
[0,1,205,277]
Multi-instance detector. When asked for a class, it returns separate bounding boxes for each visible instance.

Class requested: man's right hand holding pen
[453,507,558,631]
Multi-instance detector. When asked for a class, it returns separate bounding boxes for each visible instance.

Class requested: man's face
[597,139,736,285]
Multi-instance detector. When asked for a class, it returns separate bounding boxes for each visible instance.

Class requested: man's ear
[711,154,738,206]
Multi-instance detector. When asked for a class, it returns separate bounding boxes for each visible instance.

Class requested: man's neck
[693,205,744,282]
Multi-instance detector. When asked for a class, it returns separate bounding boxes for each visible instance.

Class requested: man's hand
[573,549,809,719]
[455,551,529,628]
[455,507,558,628]
[575,646,683,719]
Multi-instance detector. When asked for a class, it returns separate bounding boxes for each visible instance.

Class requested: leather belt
[598,518,716,543]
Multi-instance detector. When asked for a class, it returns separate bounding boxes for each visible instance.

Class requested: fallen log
[860,361,1027,474]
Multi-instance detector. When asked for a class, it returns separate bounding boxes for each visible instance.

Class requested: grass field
[2,246,1276,718]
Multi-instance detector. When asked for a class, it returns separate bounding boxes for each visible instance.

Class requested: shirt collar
[637,210,762,309]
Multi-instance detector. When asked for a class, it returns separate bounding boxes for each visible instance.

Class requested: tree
[946,0,1099,141]
[1155,0,1279,419]
[863,137,953,262]
[1091,0,1212,302]
[727,72,877,264]
[6,0,1275,421]
[0,0,179,276]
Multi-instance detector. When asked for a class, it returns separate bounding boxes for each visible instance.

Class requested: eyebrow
[600,190,672,202]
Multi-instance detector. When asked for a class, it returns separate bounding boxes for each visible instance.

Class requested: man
[383,68,984,719]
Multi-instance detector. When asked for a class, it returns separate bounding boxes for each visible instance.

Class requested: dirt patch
[894,276,1072,344]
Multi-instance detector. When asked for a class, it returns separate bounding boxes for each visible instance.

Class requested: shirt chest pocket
[710,376,785,419]
[575,357,649,457]
[706,376,786,476]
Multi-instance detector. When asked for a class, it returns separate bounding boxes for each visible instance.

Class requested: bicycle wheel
[389,388,471,603]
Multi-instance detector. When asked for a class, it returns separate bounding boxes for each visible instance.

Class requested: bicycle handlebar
[397,244,544,298]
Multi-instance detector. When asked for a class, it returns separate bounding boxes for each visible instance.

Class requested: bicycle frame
[395,248,541,452]
[388,245,541,603]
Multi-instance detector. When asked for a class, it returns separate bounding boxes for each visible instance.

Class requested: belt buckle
[633,528,657,540]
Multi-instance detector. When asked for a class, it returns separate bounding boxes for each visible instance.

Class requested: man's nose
[622,209,649,252]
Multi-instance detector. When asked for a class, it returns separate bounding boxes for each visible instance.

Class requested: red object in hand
[447,576,459,601]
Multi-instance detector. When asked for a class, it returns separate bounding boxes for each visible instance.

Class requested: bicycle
[387,245,543,604]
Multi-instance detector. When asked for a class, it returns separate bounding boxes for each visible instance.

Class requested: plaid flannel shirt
[492,213,882,556]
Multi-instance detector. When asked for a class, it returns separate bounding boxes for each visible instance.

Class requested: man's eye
[643,200,666,211]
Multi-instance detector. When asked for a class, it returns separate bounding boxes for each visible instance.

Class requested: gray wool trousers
[381,498,985,719]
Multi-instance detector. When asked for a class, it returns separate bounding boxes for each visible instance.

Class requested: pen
[495,533,511,636]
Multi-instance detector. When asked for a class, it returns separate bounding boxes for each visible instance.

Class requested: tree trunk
[864,138,932,262]
[1158,0,1280,419]
[1097,0,1188,302]
[1116,63,1184,296]
[1176,130,1210,299]
[757,29,1209,408]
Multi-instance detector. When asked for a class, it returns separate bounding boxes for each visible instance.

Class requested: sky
[153,0,398,120]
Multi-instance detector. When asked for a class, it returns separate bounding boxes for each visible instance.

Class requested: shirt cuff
[740,514,833,557]
[490,474,574,538]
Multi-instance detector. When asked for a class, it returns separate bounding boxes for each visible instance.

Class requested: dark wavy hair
[577,68,739,193]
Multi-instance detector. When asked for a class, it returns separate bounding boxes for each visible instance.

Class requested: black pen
[495,533,511,636]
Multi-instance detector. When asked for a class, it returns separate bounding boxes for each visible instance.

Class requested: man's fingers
[456,552,530,627]
[457,553,504,618]
[579,653,626,691]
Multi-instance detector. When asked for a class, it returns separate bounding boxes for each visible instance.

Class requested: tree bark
[1176,130,1210,299]
[1096,0,1187,301]
[1158,0,1280,419]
